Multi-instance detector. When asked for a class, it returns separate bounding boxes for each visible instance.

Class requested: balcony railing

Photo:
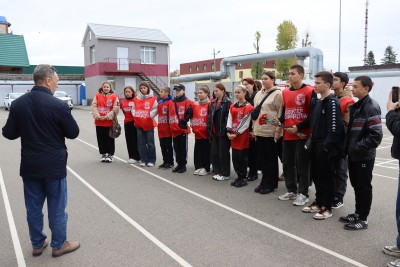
[103,58,167,93]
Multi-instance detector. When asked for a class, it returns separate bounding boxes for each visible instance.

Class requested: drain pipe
[172,47,324,83]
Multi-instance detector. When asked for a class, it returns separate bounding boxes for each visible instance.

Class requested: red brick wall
[180,56,275,75]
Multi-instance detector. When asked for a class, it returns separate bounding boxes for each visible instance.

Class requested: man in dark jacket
[382,92,400,266]
[2,64,80,257]
[301,71,344,220]
[341,75,383,230]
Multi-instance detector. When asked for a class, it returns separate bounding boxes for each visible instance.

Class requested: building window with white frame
[140,46,156,64]
[211,63,215,70]
[90,45,95,64]
[196,65,199,71]
[203,64,207,71]
[189,66,192,72]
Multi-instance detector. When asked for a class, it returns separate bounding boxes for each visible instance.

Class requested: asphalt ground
[0,105,399,267]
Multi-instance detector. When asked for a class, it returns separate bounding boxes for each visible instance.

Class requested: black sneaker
[247,174,258,181]
[344,217,368,230]
[158,163,166,169]
[231,178,240,186]
[259,188,274,194]
[177,165,187,173]
[164,164,174,169]
[101,154,107,162]
[339,213,358,223]
[332,198,344,209]
[235,180,248,188]
[172,165,181,173]
[254,185,263,193]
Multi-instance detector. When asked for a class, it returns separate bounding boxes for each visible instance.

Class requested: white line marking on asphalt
[377,146,392,150]
[75,138,367,267]
[66,165,192,267]
[0,168,26,267]
[373,173,398,180]
[375,159,398,166]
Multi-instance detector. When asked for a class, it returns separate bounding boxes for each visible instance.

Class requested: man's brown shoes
[32,239,49,256]
[52,241,80,258]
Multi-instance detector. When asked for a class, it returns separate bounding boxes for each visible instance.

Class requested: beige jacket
[91,92,120,121]
[252,86,283,137]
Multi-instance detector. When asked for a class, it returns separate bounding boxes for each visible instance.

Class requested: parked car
[4,93,24,110]
[54,91,73,110]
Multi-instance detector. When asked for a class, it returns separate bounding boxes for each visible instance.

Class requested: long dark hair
[236,85,251,102]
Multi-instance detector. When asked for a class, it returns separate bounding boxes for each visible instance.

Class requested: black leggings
[96,126,115,155]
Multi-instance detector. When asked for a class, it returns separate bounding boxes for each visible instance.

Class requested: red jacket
[169,96,193,138]
[95,93,118,127]
[133,97,157,131]
[120,98,135,124]
[157,100,172,138]
[191,102,210,140]
[228,102,254,150]
[282,85,314,140]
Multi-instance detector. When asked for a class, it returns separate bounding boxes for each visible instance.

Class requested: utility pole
[364,0,369,65]
[212,49,220,73]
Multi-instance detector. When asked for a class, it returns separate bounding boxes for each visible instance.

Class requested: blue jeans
[23,177,68,250]
[136,128,156,164]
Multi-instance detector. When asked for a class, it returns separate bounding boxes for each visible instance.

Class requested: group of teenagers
[91,64,384,232]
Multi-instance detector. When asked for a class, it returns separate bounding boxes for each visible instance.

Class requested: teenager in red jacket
[170,84,193,173]
[227,85,254,187]
[120,86,140,164]
[91,81,120,163]
[278,64,317,206]
[157,86,174,169]
[192,85,211,176]
[131,81,158,167]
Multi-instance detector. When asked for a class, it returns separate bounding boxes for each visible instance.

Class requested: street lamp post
[212,49,220,73]
[338,0,342,71]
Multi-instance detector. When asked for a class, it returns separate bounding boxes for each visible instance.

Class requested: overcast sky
[3,0,400,73]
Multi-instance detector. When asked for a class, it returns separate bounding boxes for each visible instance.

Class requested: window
[238,63,242,67]
[140,46,155,64]
[90,45,95,64]
[211,63,215,70]
[89,31,92,41]
[196,65,199,71]
[203,64,207,71]
[264,61,267,65]
[189,66,192,72]
[272,63,276,67]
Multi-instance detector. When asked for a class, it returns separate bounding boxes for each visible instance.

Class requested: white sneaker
[194,169,201,175]
[293,193,309,206]
[257,170,262,175]
[147,163,154,167]
[213,174,220,180]
[105,155,113,163]
[198,168,208,176]
[278,192,297,201]
[216,176,229,181]
[101,154,107,162]
[128,159,138,164]
[140,163,146,167]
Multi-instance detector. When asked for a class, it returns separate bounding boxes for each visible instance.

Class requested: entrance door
[117,47,129,70]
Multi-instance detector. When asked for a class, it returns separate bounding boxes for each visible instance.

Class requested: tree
[381,45,398,64]
[250,31,264,80]
[365,51,376,66]
[275,20,299,80]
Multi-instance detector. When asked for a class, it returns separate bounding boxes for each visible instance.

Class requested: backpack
[108,111,121,138]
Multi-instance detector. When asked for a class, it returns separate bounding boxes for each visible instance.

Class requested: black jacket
[386,110,400,159]
[310,95,344,158]
[207,96,232,136]
[2,86,80,179]
[345,94,382,162]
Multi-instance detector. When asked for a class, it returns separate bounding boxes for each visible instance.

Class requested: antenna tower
[364,0,369,64]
